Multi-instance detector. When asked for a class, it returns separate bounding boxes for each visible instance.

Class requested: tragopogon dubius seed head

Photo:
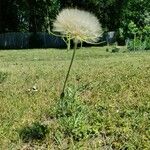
[53,8,103,43]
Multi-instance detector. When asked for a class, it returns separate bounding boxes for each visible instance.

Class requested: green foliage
[19,122,49,142]
[111,47,120,53]
[127,38,146,51]
[49,82,150,148]
[143,25,150,37]
[125,21,150,51]
[1,0,149,39]
[106,47,120,53]
[27,0,60,32]
[0,0,60,33]
[51,87,98,142]
[120,0,150,39]
[128,21,139,35]
[76,0,127,30]
[0,0,19,33]
[145,37,150,50]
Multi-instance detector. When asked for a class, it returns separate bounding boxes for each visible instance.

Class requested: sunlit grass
[0,47,150,149]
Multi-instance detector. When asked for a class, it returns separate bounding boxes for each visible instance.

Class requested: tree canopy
[0,0,149,39]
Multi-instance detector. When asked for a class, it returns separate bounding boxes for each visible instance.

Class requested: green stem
[67,37,71,51]
[80,41,83,48]
[60,41,77,99]
[140,35,142,50]
[134,34,136,51]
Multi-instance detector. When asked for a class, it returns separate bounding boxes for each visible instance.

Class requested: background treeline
[0,0,150,49]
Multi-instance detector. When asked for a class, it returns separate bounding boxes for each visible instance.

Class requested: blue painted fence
[0,32,66,49]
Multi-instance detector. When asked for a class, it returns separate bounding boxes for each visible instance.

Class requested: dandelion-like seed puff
[53,8,103,44]
[52,8,103,98]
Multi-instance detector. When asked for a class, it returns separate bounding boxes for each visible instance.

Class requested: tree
[25,0,60,33]
[0,0,60,33]
[59,0,127,31]
[0,0,19,33]
[119,0,150,38]
[16,0,29,32]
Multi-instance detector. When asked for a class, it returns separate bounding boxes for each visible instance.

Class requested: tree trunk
[27,0,37,33]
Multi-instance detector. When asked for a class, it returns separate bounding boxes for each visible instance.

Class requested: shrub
[51,87,100,142]
[127,38,146,51]
[111,47,120,53]
[145,37,150,50]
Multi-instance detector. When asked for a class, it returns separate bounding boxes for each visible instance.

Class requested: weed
[19,122,49,142]
[51,87,100,142]
[111,47,120,53]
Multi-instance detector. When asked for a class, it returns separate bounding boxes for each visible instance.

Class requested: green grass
[0,47,150,149]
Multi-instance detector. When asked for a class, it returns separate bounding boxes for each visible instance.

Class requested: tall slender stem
[80,41,83,48]
[134,34,136,51]
[60,41,77,99]
[67,37,71,51]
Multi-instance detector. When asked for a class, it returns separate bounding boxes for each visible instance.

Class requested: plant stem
[134,34,136,51]
[80,41,83,48]
[60,41,77,99]
[67,37,71,51]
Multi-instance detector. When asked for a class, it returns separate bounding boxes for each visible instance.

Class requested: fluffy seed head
[53,8,103,43]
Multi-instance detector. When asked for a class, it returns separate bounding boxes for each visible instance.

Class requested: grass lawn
[0,47,150,149]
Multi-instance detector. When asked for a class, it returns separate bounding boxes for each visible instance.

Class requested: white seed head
[53,8,103,43]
